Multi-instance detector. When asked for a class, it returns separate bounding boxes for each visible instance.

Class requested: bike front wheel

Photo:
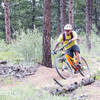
[55,57,74,79]
[79,57,91,77]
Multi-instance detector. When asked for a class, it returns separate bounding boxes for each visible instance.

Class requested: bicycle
[52,43,90,80]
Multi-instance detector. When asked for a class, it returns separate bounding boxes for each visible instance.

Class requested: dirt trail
[21,66,61,88]
[19,66,100,100]
[20,66,85,88]
[0,66,84,89]
[0,65,100,100]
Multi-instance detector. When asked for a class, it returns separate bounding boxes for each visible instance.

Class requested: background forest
[0,0,100,100]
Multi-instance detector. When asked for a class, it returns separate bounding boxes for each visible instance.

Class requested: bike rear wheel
[55,57,74,79]
[79,57,90,77]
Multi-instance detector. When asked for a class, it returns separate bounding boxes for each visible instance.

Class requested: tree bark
[69,0,74,28]
[94,0,99,34]
[60,0,67,32]
[32,0,35,30]
[4,0,11,43]
[86,0,92,51]
[56,0,60,37]
[42,0,52,68]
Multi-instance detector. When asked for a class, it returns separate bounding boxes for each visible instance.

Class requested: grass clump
[0,28,42,65]
[0,83,70,100]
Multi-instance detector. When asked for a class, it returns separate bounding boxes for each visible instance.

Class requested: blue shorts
[66,45,80,58]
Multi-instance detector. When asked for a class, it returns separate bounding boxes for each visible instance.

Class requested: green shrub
[0,28,42,64]
[12,28,42,63]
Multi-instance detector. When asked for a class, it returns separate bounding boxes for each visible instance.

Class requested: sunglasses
[65,30,70,32]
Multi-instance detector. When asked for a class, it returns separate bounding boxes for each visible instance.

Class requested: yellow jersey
[58,31,77,50]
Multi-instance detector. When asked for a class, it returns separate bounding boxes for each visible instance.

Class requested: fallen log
[81,76,96,86]
[0,61,7,64]
[53,78,63,87]
[51,76,96,95]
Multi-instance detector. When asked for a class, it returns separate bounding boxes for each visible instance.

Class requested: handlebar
[53,42,71,54]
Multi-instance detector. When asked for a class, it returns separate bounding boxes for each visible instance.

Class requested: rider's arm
[53,42,61,51]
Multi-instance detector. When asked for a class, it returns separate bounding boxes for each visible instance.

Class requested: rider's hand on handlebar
[51,50,57,55]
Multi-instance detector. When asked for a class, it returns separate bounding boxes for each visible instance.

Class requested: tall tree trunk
[69,0,74,28]
[42,0,52,68]
[56,0,60,37]
[88,0,92,33]
[60,0,67,32]
[32,0,35,29]
[4,0,11,43]
[86,0,92,51]
[94,0,99,35]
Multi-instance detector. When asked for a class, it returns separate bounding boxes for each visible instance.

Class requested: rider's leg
[66,48,73,58]
[75,52,82,73]
[75,51,81,63]
[71,45,81,67]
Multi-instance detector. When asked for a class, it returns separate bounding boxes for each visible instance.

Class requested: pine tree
[56,0,60,37]
[69,0,74,28]
[42,0,52,68]
[60,0,67,32]
[4,0,11,43]
[85,0,92,51]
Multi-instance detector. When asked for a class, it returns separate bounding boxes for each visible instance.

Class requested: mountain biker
[52,24,81,70]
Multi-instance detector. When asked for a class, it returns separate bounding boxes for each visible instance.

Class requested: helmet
[64,24,72,30]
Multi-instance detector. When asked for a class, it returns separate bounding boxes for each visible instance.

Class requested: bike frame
[64,54,79,71]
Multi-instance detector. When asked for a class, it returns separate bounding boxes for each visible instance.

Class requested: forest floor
[0,59,100,100]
